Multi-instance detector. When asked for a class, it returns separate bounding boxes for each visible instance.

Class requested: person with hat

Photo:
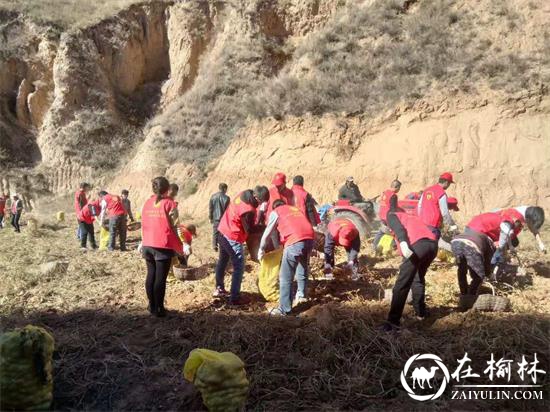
[10,194,23,233]
[338,176,365,204]
[323,217,362,281]
[257,200,315,316]
[265,172,294,222]
[417,172,458,239]
[214,186,270,305]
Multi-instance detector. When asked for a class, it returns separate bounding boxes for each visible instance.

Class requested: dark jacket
[209,191,230,223]
[338,182,364,203]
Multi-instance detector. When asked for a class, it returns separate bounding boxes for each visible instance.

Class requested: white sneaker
[294,296,308,306]
[268,307,287,316]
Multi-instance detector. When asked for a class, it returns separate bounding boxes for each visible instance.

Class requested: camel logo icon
[400,354,450,401]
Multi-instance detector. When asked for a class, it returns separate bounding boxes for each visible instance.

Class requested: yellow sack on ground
[258,249,283,302]
[99,227,109,250]
[56,211,64,222]
[437,249,455,263]
[377,234,394,256]
[183,349,249,412]
[135,211,141,221]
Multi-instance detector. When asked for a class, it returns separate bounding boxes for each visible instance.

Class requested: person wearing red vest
[141,176,183,317]
[381,211,438,331]
[498,206,546,253]
[215,186,269,305]
[417,172,458,239]
[258,200,315,316]
[74,182,91,241]
[77,200,100,249]
[374,179,402,250]
[265,172,294,223]
[291,175,320,227]
[99,191,128,251]
[176,224,197,267]
[10,195,23,233]
[0,193,6,229]
[323,218,361,281]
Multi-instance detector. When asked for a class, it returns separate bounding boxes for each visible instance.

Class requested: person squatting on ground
[381,211,438,331]
[99,191,127,251]
[291,175,320,228]
[121,189,134,222]
[323,217,361,281]
[10,195,23,233]
[214,186,269,305]
[141,177,184,317]
[0,192,6,228]
[177,224,197,267]
[209,183,230,252]
[258,200,315,316]
[78,199,100,250]
[373,179,402,249]
[418,172,458,239]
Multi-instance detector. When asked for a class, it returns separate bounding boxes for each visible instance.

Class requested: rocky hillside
[1,0,549,216]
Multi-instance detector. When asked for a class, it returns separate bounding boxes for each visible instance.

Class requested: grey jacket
[209,191,230,223]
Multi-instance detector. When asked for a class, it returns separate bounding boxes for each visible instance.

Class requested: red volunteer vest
[291,185,320,225]
[78,201,99,224]
[179,226,193,245]
[0,197,5,214]
[328,218,359,247]
[418,184,446,227]
[266,186,295,223]
[275,205,314,246]
[104,194,126,217]
[379,189,396,222]
[499,208,525,237]
[141,196,183,254]
[11,200,19,214]
[468,212,522,241]
[392,212,436,254]
[74,190,87,213]
[218,192,257,243]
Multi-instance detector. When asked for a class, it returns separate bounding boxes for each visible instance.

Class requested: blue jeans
[279,239,314,313]
[215,234,245,301]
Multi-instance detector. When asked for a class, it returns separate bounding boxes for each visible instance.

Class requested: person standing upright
[291,175,320,227]
[74,182,91,240]
[209,183,230,251]
[99,191,127,251]
[10,194,23,233]
[374,179,402,249]
[266,173,294,221]
[417,172,458,239]
[141,177,183,317]
[121,189,134,222]
[0,193,6,229]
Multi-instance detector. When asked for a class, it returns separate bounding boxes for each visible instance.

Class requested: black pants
[212,221,220,250]
[324,232,361,267]
[387,239,438,325]
[79,221,97,248]
[143,248,173,312]
[0,213,4,228]
[457,259,483,296]
[108,215,127,251]
[11,212,21,232]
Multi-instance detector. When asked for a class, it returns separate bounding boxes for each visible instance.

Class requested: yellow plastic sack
[183,349,249,412]
[99,227,109,250]
[56,211,65,222]
[258,249,283,302]
[377,234,394,256]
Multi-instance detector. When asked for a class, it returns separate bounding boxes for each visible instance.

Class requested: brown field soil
[0,212,549,411]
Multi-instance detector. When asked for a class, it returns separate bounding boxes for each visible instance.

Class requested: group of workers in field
[67,171,546,325]
[0,193,24,233]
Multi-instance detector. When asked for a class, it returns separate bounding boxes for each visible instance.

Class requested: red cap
[440,172,454,183]
[447,197,459,211]
[272,172,287,186]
